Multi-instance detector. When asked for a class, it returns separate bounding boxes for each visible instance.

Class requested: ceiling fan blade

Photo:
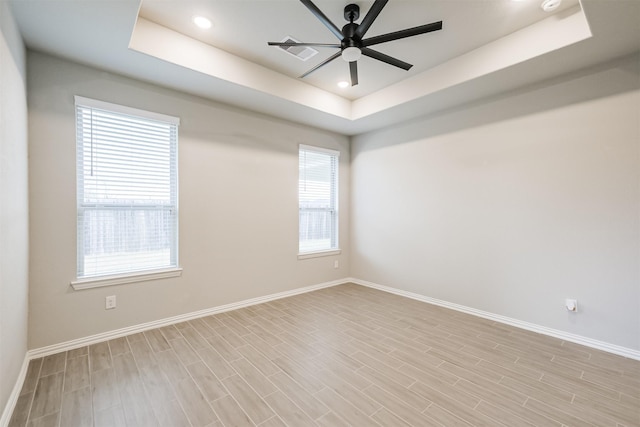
[268,42,340,48]
[363,21,443,47]
[349,61,358,86]
[300,0,344,40]
[355,0,388,39]
[300,51,342,78]
[361,47,412,70]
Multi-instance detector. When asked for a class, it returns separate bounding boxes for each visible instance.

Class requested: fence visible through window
[75,96,179,278]
[299,145,339,254]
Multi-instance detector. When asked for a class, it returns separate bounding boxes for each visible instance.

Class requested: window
[299,145,339,254]
[75,96,179,280]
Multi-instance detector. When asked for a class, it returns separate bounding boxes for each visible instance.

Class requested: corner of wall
[0,1,30,424]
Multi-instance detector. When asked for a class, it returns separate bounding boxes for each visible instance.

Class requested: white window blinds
[299,145,339,253]
[75,96,179,279]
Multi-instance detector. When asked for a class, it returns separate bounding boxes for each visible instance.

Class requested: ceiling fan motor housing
[341,23,361,49]
[342,4,362,49]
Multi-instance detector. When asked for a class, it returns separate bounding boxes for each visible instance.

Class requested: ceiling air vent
[277,36,318,61]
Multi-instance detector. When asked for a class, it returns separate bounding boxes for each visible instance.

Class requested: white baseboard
[28,278,349,359]
[349,277,640,361]
[0,354,29,427]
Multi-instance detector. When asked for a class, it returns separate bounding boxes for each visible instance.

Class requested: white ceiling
[9,0,640,135]
[138,0,578,99]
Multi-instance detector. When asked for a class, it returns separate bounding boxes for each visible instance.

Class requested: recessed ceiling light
[541,0,562,12]
[192,15,212,29]
[337,81,349,88]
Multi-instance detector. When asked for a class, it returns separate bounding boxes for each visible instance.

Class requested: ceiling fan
[268,0,443,87]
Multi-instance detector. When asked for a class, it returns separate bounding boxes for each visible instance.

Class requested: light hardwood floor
[8,283,640,427]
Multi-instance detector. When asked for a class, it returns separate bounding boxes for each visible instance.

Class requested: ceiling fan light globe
[342,47,362,62]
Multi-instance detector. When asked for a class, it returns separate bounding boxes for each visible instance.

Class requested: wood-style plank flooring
[8,283,640,426]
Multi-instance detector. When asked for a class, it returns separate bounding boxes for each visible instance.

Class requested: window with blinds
[299,145,339,254]
[75,96,179,279]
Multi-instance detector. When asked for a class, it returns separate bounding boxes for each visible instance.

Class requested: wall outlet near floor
[105,295,117,310]
[565,298,577,312]
[334,260,339,269]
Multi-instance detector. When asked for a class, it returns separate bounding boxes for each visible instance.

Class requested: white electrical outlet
[334,260,339,269]
[565,298,577,312]
[105,295,116,310]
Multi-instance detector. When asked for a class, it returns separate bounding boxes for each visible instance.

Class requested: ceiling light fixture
[341,46,362,62]
[541,0,562,12]
[192,15,212,29]
[337,81,349,88]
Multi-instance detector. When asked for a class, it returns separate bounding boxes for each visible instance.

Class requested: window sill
[298,249,341,260]
[71,267,183,290]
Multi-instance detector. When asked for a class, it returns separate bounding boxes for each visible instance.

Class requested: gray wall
[27,52,350,349]
[351,55,640,350]
[15,31,640,367]
[0,1,29,416]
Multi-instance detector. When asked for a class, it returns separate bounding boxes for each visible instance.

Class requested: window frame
[71,96,181,289]
[298,144,340,258]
